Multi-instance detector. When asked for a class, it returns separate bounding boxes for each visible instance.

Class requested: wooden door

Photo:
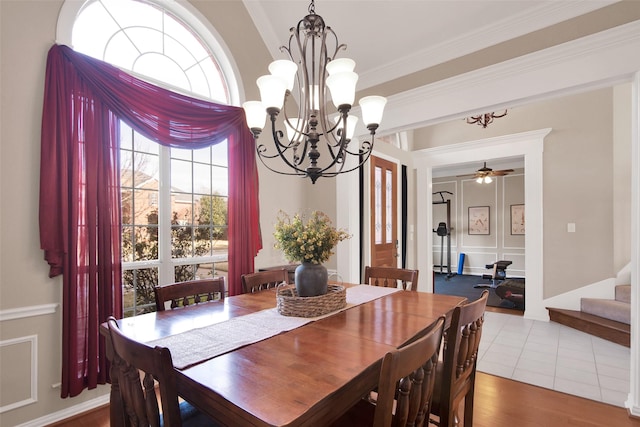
[370,156,398,267]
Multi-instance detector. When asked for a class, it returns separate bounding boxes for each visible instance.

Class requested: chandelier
[242,0,387,184]
[466,110,508,128]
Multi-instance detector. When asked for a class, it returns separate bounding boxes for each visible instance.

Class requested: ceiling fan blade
[456,173,481,178]
[488,168,514,176]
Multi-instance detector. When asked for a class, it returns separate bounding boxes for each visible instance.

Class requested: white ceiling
[242,0,629,176]
[243,0,617,91]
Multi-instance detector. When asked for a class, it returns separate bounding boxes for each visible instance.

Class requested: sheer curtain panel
[39,44,261,397]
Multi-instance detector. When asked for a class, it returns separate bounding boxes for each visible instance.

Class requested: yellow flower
[273,210,351,264]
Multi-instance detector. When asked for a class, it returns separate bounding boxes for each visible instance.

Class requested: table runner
[147,285,399,369]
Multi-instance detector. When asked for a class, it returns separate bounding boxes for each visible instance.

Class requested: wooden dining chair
[429,290,489,427]
[364,266,419,291]
[241,269,288,293]
[331,316,446,427]
[154,277,225,311]
[107,316,218,427]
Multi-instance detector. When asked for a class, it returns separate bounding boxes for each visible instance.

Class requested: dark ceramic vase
[294,262,328,297]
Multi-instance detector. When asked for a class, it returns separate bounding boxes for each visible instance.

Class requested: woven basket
[276,284,346,317]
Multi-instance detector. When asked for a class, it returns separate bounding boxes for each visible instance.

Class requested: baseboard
[14,393,109,427]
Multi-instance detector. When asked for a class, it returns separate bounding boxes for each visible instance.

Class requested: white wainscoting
[0,335,37,413]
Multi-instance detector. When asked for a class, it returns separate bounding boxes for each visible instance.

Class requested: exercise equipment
[475,260,512,288]
[457,253,465,275]
[433,191,456,279]
[495,279,525,309]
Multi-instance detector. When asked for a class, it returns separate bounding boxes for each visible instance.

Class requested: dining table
[102,283,466,427]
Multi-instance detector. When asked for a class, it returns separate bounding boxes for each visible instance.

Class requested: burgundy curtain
[40,44,262,398]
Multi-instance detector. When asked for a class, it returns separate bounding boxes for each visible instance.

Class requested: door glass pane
[375,166,382,244]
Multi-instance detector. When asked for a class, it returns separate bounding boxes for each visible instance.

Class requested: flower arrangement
[273,210,351,265]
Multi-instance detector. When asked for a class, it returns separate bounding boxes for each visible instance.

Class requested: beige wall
[0,1,310,425]
[0,0,634,425]
[415,87,629,298]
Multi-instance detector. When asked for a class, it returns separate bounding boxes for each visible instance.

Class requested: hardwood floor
[48,372,640,427]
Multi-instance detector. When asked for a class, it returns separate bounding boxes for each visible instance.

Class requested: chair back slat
[107,316,183,427]
[364,266,419,291]
[241,269,289,293]
[154,277,225,311]
[431,290,488,427]
[374,316,445,427]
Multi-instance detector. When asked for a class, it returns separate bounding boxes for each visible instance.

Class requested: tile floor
[478,311,631,407]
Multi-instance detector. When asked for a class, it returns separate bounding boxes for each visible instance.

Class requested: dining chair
[364,266,419,291]
[429,290,489,427]
[154,277,225,311]
[241,269,289,293]
[107,316,218,427]
[331,316,446,427]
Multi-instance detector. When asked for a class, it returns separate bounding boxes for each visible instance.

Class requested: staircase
[547,284,631,347]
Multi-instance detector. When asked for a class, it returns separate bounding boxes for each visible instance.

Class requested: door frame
[415,128,549,320]
[336,151,403,284]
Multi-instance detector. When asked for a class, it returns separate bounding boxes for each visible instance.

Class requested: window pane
[171,158,192,192]
[121,225,134,263]
[121,190,133,225]
[171,226,193,258]
[123,267,158,317]
[386,170,392,244]
[194,163,211,194]
[120,122,133,150]
[75,0,232,317]
[375,166,382,244]
[211,142,228,167]
[133,224,158,261]
[134,133,159,154]
[174,264,197,282]
[192,146,210,164]
[212,166,228,196]
[172,147,192,161]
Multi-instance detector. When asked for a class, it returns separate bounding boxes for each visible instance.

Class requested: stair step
[616,284,631,304]
[547,307,630,347]
[581,298,630,324]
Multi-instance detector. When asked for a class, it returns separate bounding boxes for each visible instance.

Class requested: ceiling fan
[457,162,514,183]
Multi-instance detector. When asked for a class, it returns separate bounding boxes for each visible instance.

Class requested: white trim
[0,304,58,322]
[416,129,549,321]
[626,70,640,417]
[0,335,38,413]
[14,394,110,427]
[376,20,640,136]
[56,0,243,106]
[243,1,616,91]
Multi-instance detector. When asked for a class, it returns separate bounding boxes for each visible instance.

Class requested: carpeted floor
[434,272,525,311]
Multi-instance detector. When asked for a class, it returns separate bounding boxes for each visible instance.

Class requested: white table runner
[147,285,399,369]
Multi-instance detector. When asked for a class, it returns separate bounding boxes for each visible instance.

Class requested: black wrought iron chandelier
[242,0,387,184]
[466,110,508,128]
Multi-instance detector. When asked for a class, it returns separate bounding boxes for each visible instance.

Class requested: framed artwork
[511,204,525,235]
[468,206,490,235]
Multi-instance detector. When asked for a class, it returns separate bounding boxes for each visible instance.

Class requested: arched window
[59,0,240,315]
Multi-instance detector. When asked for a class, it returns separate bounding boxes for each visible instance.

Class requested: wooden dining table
[102,284,466,427]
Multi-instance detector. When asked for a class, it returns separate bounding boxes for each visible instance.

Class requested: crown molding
[359,1,617,89]
[380,19,640,135]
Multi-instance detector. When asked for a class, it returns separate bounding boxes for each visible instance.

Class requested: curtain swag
[39,44,262,397]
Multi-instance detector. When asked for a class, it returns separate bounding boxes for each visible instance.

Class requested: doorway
[415,128,549,321]
[370,155,398,267]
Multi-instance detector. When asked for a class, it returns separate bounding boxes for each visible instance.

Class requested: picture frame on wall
[468,206,490,235]
[511,204,525,235]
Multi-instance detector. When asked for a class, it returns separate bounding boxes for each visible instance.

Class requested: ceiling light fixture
[242,0,387,184]
[466,111,507,128]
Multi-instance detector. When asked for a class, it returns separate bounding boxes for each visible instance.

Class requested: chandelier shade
[242,0,387,184]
